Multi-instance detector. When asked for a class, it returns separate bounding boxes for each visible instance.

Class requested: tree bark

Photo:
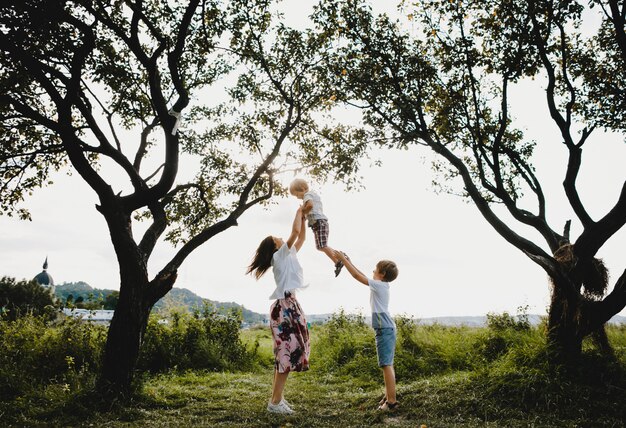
[98,279,152,395]
[96,204,153,396]
[546,269,621,363]
[546,277,583,362]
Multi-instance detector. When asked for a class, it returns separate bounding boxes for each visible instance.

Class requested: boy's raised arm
[334,251,369,285]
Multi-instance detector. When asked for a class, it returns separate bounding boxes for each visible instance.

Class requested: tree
[0,0,363,394]
[314,0,626,361]
[0,276,55,321]
[103,291,119,310]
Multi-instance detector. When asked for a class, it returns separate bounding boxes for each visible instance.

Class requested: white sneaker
[280,398,292,408]
[267,400,294,414]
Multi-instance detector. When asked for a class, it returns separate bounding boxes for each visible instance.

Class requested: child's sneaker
[267,400,294,414]
[334,260,344,277]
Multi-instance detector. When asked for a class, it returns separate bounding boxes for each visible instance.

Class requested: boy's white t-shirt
[368,278,396,329]
[303,190,328,225]
[269,242,305,300]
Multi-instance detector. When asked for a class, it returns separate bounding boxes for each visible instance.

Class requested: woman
[246,206,310,415]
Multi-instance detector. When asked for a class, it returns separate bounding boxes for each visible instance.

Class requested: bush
[311,310,379,378]
[394,316,485,379]
[0,276,56,321]
[138,303,260,373]
[0,315,106,399]
[475,308,537,362]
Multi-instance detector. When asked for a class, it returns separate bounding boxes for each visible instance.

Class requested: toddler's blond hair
[289,178,309,195]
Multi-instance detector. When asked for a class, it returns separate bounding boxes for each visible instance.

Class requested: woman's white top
[269,242,305,300]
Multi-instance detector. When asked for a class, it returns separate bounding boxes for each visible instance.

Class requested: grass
[7,368,624,427]
[2,321,626,427]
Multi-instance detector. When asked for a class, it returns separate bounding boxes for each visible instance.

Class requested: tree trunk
[97,273,152,396]
[546,277,583,363]
[96,206,152,396]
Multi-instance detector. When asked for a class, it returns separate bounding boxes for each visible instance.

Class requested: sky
[1,1,625,319]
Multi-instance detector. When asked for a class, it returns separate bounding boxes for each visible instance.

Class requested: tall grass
[311,310,548,382]
[1,309,625,426]
[138,304,260,372]
[0,315,106,399]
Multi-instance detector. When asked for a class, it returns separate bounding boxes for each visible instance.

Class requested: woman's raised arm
[286,207,304,249]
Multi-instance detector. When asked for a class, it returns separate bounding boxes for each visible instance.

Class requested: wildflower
[65,355,75,369]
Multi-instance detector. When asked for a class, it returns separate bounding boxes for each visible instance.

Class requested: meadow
[1,309,625,427]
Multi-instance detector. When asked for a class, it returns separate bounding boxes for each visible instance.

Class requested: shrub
[0,314,106,399]
[395,316,484,379]
[138,303,260,373]
[0,276,56,321]
[311,310,379,378]
[486,307,531,332]
[476,307,536,362]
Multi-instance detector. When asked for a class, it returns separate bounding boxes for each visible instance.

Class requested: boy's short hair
[289,178,309,194]
[376,260,398,282]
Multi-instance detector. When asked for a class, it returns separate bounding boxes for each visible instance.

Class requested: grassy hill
[55,282,265,324]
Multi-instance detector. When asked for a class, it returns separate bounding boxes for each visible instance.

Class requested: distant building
[62,308,114,325]
[33,256,55,295]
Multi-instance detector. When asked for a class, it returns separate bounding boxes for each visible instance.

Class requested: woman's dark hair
[246,236,277,279]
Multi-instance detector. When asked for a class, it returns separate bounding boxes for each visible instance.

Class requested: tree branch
[608,0,626,66]
[529,1,594,228]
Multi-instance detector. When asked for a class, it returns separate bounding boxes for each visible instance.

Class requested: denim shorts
[375,327,397,367]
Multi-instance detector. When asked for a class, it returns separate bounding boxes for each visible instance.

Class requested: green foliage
[0,305,263,400]
[1,310,626,426]
[395,316,486,377]
[312,310,545,382]
[1,312,625,427]
[313,0,626,360]
[152,287,266,324]
[55,282,118,310]
[0,276,56,321]
[476,307,536,362]
[311,309,379,378]
[0,315,106,400]
[486,307,531,332]
[138,303,260,373]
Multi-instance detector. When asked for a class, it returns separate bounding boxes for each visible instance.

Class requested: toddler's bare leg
[319,246,338,263]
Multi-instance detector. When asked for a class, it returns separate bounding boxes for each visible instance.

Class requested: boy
[334,250,399,411]
[289,178,343,276]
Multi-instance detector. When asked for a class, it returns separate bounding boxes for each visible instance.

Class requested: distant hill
[152,287,266,324]
[55,282,266,324]
[415,314,626,326]
[300,313,626,326]
[55,281,117,302]
[54,283,626,327]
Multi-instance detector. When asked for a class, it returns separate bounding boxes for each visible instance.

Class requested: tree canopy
[0,0,368,392]
[0,277,55,321]
[313,0,626,358]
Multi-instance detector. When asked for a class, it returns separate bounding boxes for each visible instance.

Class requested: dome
[34,270,54,286]
[34,257,55,288]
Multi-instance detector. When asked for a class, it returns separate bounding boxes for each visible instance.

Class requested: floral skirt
[270,293,310,373]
